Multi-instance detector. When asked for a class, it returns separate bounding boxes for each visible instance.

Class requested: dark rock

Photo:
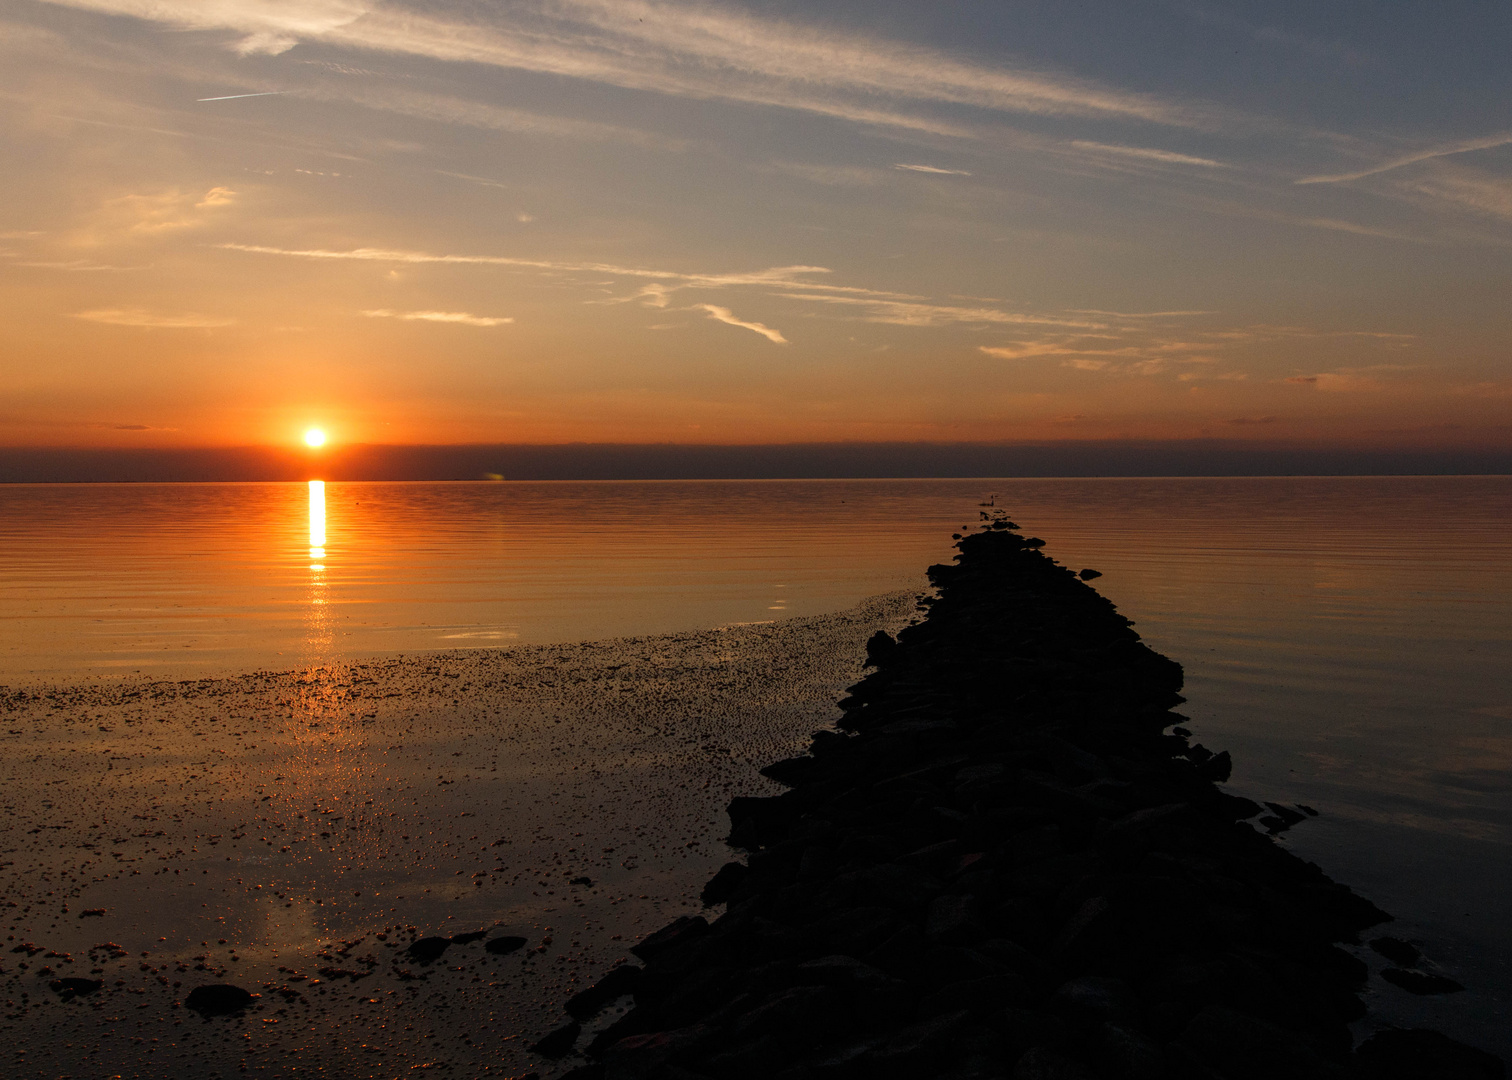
[50,977,102,999]
[995,1008,1073,1060]
[530,1020,581,1058]
[865,630,898,666]
[794,954,886,986]
[697,1036,785,1080]
[184,983,256,1016]
[925,893,987,945]
[1369,937,1421,967]
[1092,1022,1166,1080]
[728,985,841,1051]
[920,973,1034,1016]
[557,1066,606,1080]
[1048,976,1130,1024]
[1172,1005,1342,1080]
[406,936,452,965]
[1078,569,1102,581]
[849,1010,973,1079]
[1012,1046,1098,1080]
[571,876,594,887]
[600,1024,712,1080]
[1353,1028,1505,1080]
[631,916,709,961]
[449,929,487,945]
[701,862,749,906]
[1381,968,1465,995]
[567,964,643,1020]
[485,935,527,955]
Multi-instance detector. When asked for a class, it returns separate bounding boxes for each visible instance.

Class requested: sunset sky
[2,1,1510,450]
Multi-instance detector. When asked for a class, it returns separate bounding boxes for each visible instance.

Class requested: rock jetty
[547,523,1504,1080]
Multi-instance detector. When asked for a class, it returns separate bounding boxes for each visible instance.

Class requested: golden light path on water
[308,479,326,555]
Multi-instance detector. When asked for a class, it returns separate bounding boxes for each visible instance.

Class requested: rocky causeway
[537,521,1506,1080]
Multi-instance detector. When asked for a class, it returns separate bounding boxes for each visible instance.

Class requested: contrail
[196,91,286,102]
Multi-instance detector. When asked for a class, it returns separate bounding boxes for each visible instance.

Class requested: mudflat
[0,592,913,1078]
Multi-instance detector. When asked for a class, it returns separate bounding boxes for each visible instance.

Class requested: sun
[304,428,327,448]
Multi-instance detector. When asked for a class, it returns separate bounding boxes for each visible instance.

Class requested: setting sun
[303,428,327,448]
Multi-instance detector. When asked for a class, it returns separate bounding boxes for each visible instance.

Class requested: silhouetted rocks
[406,936,453,965]
[184,983,255,1016]
[531,1020,582,1058]
[567,964,643,1020]
[1380,968,1466,996]
[1369,936,1421,967]
[50,977,102,1000]
[404,929,490,965]
[486,935,528,956]
[541,524,1501,1079]
[1354,1029,1506,1080]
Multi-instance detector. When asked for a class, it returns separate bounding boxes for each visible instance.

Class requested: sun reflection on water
[308,479,326,558]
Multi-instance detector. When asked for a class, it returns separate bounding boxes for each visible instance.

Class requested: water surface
[2,476,1509,1060]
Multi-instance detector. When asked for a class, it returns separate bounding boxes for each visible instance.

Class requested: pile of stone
[543,524,1503,1080]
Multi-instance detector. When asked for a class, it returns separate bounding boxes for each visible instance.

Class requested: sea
[1,476,1508,1061]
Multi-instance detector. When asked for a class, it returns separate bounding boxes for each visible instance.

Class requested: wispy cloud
[39,0,1206,134]
[693,303,787,344]
[71,308,234,328]
[979,322,1412,377]
[13,259,141,271]
[775,293,1100,329]
[894,164,972,176]
[314,83,685,149]
[218,242,911,299]
[362,309,513,327]
[196,91,286,102]
[1069,141,1227,168]
[1397,165,1512,224]
[1297,133,1512,184]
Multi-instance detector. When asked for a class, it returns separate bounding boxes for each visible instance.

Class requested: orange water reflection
[308,479,326,559]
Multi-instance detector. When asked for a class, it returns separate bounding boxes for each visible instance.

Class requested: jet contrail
[196,91,286,102]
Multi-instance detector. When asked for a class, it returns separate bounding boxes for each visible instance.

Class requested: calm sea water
[2,476,1509,1050]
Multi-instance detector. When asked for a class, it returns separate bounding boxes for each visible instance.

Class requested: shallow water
[0,598,912,1077]
[2,476,1509,1065]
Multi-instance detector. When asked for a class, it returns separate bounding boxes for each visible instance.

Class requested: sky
[1,0,1510,451]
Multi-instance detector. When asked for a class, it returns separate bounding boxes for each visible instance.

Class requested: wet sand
[0,592,915,1078]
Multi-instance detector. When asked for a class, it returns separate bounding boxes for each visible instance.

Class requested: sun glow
[304,428,327,448]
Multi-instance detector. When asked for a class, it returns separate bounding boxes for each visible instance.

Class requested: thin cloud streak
[196,91,286,102]
[71,308,234,328]
[1069,141,1227,168]
[1298,133,1512,184]
[774,293,1102,329]
[362,309,514,327]
[894,164,972,175]
[693,304,787,344]
[217,242,916,298]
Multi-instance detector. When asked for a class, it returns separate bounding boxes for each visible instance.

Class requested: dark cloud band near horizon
[2,442,1508,484]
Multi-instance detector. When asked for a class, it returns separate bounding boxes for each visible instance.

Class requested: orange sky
[3,2,1510,451]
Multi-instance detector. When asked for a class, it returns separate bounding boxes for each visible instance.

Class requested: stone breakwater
[543,524,1505,1080]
